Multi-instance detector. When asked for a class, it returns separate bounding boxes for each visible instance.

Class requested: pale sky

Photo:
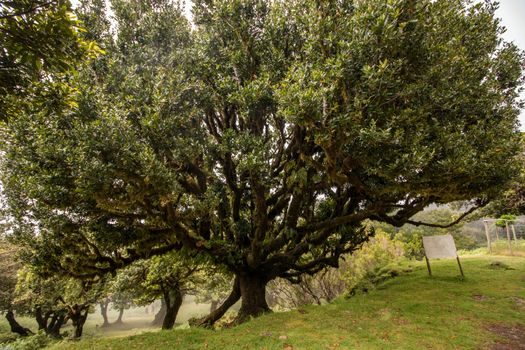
[495,0,525,129]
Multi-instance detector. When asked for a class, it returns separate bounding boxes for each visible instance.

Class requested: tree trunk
[100,301,110,327]
[35,307,67,337]
[35,306,47,330]
[151,299,166,327]
[235,274,270,324]
[46,311,67,338]
[70,307,89,338]
[73,312,88,338]
[161,288,183,330]
[189,276,240,328]
[5,310,33,336]
[113,308,124,325]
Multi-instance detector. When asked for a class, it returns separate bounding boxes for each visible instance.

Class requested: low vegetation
[36,255,524,350]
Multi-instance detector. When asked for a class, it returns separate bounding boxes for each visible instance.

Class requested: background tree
[495,214,517,227]
[0,0,100,122]
[13,269,103,338]
[97,296,111,328]
[1,0,523,325]
[193,271,233,314]
[108,251,204,330]
[0,238,34,337]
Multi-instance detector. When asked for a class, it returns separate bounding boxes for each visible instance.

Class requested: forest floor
[2,254,524,349]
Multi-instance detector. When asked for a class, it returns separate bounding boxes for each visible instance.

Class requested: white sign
[422,234,458,259]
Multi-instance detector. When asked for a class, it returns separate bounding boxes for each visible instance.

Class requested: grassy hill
[41,255,525,350]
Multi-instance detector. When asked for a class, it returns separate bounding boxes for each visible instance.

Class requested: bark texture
[161,288,183,330]
[235,274,271,324]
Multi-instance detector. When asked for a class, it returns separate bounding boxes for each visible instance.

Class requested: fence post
[511,224,518,243]
[505,221,513,255]
[483,220,492,254]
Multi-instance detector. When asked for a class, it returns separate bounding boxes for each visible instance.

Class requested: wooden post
[483,220,492,253]
[511,225,518,243]
[456,256,464,277]
[425,256,432,276]
[505,221,513,255]
[495,226,500,241]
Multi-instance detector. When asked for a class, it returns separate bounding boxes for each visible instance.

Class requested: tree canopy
[0,0,100,122]
[1,0,523,323]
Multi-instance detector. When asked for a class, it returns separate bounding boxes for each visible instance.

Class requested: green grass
[42,255,525,350]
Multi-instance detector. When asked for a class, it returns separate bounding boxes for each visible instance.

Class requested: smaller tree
[14,269,103,338]
[495,214,517,228]
[193,272,233,314]
[97,297,111,328]
[110,251,204,330]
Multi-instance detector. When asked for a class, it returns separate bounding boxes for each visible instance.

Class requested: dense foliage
[1,0,523,324]
[0,0,100,122]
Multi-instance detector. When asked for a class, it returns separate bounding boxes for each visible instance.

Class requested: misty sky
[495,0,525,129]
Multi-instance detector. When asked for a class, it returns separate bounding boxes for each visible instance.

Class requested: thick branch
[0,1,53,20]
[189,276,240,328]
[405,203,485,228]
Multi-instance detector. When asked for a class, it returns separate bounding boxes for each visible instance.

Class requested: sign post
[505,221,513,255]
[422,234,464,277]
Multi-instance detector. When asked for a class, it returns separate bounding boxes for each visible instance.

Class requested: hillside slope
[48,256,525,350]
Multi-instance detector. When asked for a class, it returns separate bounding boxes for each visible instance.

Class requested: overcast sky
[495,0,525,129]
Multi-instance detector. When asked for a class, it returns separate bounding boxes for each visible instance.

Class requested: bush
[394,232,424,260]
[488,261,514,270]
[2,331,54,350]
[267,268,345,310]
[342,231,405,297]
[0,332,19,345]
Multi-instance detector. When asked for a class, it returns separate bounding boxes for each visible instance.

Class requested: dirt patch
[486,323,525,350]
[472,294,488,301]
[394,316,410,326]
[510,297,525,306]
[488,261,514,270]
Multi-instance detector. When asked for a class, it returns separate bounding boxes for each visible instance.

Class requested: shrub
[2,331,54,350]
[394,232,424,260]
[267,268,345,310]
[342,231,405,297]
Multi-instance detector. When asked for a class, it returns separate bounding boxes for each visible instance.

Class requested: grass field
[36,254,525,350]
